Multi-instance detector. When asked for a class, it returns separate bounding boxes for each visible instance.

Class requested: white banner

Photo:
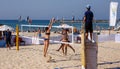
[109,2,118,26]
[115,34,120,42]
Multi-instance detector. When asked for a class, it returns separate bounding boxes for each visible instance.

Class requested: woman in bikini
[56,29,75,55]
[43,18,55,57]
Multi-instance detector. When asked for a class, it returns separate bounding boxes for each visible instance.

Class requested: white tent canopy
[59,24,72,29]
[0,25,14,31]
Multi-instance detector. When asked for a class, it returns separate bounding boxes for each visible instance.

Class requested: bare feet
[44,54,46,57]
[56,50,59,51]
[46,55,52,62]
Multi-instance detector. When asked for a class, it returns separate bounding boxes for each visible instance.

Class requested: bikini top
[45,33,50,35]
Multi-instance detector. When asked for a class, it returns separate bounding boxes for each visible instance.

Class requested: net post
[81,23,86,69]
[16,24,19,51]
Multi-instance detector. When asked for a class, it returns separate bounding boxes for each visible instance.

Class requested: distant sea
[0,20,109,31]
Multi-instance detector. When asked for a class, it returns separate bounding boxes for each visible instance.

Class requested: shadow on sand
[106,67,120,69]
[98,60,120,65]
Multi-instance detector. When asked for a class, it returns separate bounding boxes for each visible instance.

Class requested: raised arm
[48,17,55,30]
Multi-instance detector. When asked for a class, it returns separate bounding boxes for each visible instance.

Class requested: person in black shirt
[5,29,12,50]
[83,5,94,41]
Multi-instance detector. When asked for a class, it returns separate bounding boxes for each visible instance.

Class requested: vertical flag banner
[110,2,118,26]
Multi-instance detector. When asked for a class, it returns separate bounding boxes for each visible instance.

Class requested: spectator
[83,4,94,42]
[5,29,12,50]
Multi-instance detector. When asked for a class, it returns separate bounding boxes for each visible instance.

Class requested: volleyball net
[20,24,74,45]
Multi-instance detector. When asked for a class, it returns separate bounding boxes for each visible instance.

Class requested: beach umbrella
[0,25,14,31]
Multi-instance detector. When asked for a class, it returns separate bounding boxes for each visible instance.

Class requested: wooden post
[16,25,19,51]
[85,33,98,69]
[81,23,98,69]
[81,23,86,69]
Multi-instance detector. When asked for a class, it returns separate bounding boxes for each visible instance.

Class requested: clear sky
[0,0,120,20]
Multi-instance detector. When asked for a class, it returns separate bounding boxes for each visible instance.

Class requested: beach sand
[0,42,120,69]
[98,41,120,69]
[0,31,120,69]
[0,44,81,69]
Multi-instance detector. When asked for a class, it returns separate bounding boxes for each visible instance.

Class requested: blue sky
[0,0,120,20]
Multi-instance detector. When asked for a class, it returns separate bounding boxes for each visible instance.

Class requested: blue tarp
[0,40,6,47]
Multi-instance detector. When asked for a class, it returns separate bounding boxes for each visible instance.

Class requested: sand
[0,42,120,69]
[0,31,120,69]
[0,44,81,69]
[98,41,120,69]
